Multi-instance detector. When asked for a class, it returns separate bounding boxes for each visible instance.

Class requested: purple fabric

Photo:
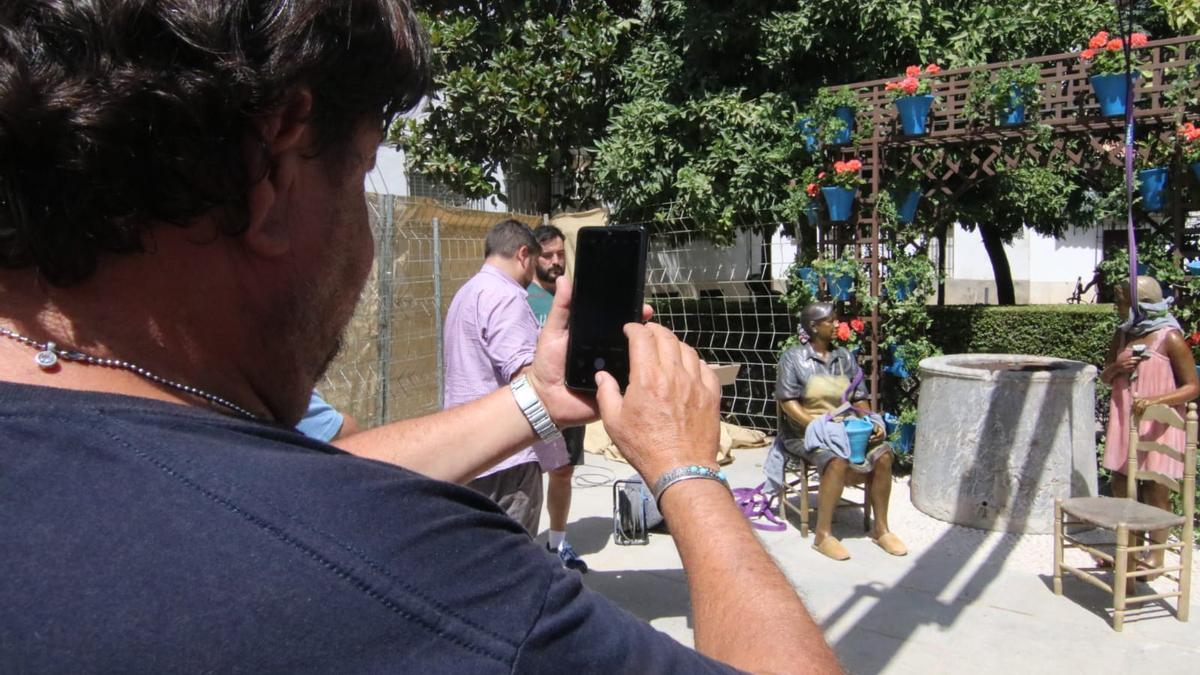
[443,264,564,477]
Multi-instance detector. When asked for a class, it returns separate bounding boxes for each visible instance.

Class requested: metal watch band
[510,375,561,441]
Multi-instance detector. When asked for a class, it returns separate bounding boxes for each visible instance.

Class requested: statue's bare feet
[813,535,850,561]
[872,532,907,556]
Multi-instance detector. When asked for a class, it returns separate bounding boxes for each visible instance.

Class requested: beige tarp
[321,196,540,424]
[549,207,607,283]
[583,420,769,466]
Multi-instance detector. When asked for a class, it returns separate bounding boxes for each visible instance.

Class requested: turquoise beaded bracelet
[651,465,730,509]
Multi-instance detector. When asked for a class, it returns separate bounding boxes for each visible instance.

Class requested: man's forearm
[334,386,538,483]
[659,479,842,674]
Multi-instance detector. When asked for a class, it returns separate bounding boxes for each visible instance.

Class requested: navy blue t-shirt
[0,382,735,673]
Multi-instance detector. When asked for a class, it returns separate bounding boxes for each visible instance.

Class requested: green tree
[395,1,639,212]
[591,0,1171,299]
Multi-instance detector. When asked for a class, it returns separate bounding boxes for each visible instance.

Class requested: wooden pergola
[815,34,1200,406]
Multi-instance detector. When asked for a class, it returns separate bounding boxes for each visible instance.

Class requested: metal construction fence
[319,195,794,433]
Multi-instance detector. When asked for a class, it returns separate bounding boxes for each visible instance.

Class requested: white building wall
[945,223,1101,304]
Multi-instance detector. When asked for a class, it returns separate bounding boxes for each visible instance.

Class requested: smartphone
[566,225,648,392]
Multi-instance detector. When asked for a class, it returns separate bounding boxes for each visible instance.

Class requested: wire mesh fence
[319,195,798,435]
[632,220,797,433]
[317,194,540,426]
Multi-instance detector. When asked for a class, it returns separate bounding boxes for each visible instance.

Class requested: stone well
[912,354,1098,534]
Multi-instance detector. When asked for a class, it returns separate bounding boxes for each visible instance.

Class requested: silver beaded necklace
[0,325,260,420]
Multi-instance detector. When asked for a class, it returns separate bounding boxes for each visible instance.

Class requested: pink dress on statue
[1103,328,1186,479]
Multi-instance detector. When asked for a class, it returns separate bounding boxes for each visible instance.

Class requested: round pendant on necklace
[35,342,59,370]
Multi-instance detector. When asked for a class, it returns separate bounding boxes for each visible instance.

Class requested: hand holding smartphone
[565,225,648,392]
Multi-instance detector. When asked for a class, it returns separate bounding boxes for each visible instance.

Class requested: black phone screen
[566,226,647,392]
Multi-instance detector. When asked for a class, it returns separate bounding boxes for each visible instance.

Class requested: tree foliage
[395,1,639,211]
[401,0,1173,248]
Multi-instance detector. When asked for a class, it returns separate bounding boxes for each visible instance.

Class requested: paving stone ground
[539,445,1200,675]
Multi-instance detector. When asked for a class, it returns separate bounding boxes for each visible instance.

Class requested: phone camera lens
[593,357,606,370]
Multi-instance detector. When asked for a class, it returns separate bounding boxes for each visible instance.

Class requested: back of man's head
[0,0,429,287]
[485,219,539,259]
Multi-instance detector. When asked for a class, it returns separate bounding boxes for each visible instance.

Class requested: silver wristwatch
[510,375,561,441]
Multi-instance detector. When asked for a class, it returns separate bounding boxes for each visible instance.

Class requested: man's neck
[0,242,294,423]
[485,255,527,286]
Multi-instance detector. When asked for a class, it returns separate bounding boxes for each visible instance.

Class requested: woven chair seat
[1060,496,1186,531]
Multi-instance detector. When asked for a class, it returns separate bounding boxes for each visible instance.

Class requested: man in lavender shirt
[443,219,569,533]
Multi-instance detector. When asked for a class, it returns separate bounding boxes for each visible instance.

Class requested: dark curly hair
[0,0,429,286]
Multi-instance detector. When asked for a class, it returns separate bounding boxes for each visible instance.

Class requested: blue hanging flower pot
[1089,72,1138,117]
[1137,167,1169,212]
[804,201,820,225]
[999,86,1027,126]
[1191,161,1200,183]
[896,189,922,224]
[822,186,857,222]
[895,422,916,455]
[825,273,855,301]
[832,106,856,145]
[796,117,820,152]
[794,267,820,295]
[894,94,934,136]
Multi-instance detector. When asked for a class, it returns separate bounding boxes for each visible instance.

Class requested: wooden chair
[1053,402,1196,631]
[776,448,871,538]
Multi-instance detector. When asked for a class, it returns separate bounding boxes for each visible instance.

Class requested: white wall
[945,223,1102,304]
[364,144,508,212]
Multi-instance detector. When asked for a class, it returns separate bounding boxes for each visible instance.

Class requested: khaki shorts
[467,461,543,535]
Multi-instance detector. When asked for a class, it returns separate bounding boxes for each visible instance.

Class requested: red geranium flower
[1187,331,1200,346]
[806,182,819,197]
[1106,38,1124,51]
[925,64,941,75]
[1081,48,1096,60]
[817,171,826,179]
[1130,32,1148,48]
[836,322,851,341]
[850,318,865,332]
[900,76,920,95]
[1089,31,1109,49]
[905,65,921,77]
[847,159,862,171]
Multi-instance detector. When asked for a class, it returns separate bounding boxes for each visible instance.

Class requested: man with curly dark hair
[0,2,838,673]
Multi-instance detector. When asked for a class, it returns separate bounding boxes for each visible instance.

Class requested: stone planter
[912,354,1098,534]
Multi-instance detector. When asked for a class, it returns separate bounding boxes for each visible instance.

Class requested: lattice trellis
[815,34,1200,405]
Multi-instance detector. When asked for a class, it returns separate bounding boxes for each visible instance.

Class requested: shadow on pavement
[580,567,693,629]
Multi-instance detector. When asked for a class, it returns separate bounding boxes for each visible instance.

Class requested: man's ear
[242,88,315,257]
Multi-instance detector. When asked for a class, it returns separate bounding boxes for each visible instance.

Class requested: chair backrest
[1126,402,1197,528]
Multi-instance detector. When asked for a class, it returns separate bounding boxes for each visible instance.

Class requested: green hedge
[927,304,1118,368]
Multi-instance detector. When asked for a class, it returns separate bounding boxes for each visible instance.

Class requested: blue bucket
[825,273,855,301]
[1137,167,1169,212]
[1090,73,1137,118]
[896,189,921,223]
[832,106,856,145]
[844,417,874,464]
[822,186,857,222]
[895,94,934,136]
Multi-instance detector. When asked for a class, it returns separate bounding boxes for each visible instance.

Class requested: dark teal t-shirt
[526,282,555,326]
